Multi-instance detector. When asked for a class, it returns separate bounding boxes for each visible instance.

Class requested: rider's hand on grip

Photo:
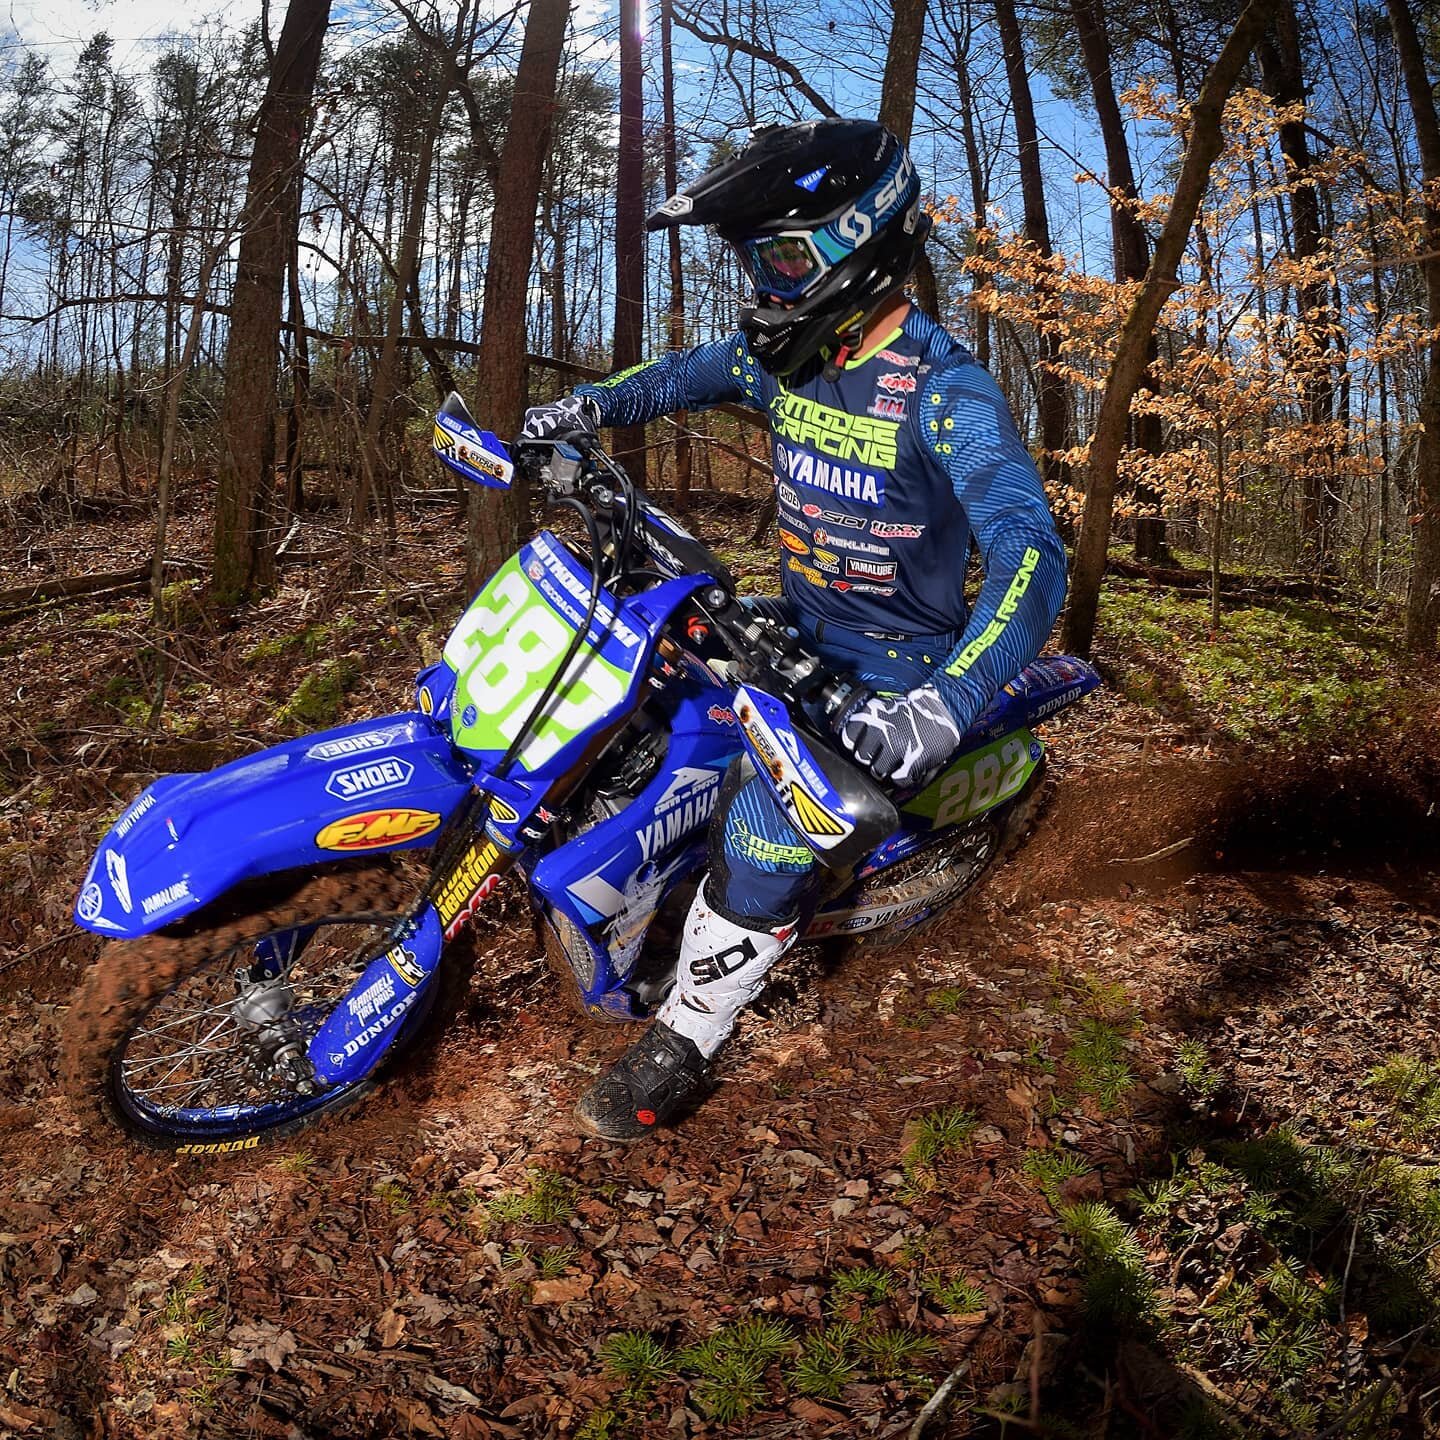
[517,394,601,449]
[834,683,962,790]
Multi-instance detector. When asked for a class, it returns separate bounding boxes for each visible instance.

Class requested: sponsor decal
[530,536,644,650]
[325,756,414,801]
[307,728,404,761]
[868,396,907,421]
[638,786,721,861]
[870,520,925,540]
[106,849,132,914]
[385,942,426,987]
[795,165,828,192]
[729,817,813,868]
[418,686,433,715]
[800,503,865,528]
[946,546,1041,677]
[78,882,104,923]
[829,579,896,596]
[776,481,800,509]
[526,560,544,581]
[348,970,397,1023]
[845,556,898,583]
[142,880,192,916]
[656,767,722,814]
[339,987,419,1061]
[814,528,892,557]
[488,797,519,824]
[455,441,508,483]
[773,439,884,507]
[778,527,810,556]
[115,792,155,839]
[876,371,917,394]
[689,937,758,985]
[461,704,477,726]
[176,1135,261,1155]
[707,705,736,726]
[786,555,828,588]
[812,548,840,571]
[435,837,503,936]
[877,348,916,366]
[788,781,846,839]
[315,808,441,851]
[770,391,899,471]
[1034,685,1085,720]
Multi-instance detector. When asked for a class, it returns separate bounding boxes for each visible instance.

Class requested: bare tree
[213,0,332,603]
[466,0,571,588]
[1062,0,1279,657]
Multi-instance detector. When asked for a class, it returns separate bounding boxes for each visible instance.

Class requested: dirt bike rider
[519,119,1067,1142]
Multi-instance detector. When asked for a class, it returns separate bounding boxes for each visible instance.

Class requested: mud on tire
[63,864,414,1152]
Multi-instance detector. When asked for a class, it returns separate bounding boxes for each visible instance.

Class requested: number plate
[443,534,646,772]
[903,729,1041,828]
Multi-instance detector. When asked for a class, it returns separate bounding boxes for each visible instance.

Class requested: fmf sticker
[325,757,414,801]
[778,528,810,555]
[315,808,441,851]
[435,837,502,937]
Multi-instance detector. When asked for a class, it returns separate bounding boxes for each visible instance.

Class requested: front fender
[75,713,475,939]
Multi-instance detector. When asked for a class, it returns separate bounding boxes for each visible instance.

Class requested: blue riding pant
[710,599,958,925]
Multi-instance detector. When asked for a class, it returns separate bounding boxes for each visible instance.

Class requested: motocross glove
[836,683,962,790]
[517,394,601,447]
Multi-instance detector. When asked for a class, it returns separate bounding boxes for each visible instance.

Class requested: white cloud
[4,0,261,73]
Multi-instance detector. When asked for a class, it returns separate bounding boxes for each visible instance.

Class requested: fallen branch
[0,559,205,626]
[907,1358,970,1439]
[1110,835,1196,865]
[1107,556,1346,603]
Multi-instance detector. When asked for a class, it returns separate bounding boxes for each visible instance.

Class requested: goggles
[738,232,831,302]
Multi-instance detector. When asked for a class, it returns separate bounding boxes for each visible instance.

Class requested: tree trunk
[953,32,990,366]
[879,0,940,319]
[1386,0,1440,652]
[611,0,648,484]
[1259,0,1338,567]
[661,0,692,506]
[359,56,450,529]
[213,0,331,604]
[991,0,1071,495]
[1062,0,1279,657]
[465,0,571,590]
[1071,0,1169,563]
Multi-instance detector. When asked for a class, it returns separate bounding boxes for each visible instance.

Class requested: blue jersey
[576,308,1067,732]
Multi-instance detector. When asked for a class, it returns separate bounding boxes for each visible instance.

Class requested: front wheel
[63,865,417,1152]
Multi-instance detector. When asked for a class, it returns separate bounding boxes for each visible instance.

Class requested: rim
[112,912,407,1139]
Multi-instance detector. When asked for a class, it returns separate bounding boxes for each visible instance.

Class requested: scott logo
[315,808,441,851]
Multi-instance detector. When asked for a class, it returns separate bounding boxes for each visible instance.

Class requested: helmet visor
[739,233,830,301]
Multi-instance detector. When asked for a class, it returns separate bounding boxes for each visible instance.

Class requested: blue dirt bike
[63,397,1098,1151]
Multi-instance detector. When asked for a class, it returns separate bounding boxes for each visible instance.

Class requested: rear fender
[74,714,475,939]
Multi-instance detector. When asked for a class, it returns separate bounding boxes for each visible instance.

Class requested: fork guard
[74,714,476,940]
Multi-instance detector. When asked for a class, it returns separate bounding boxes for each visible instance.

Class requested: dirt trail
[2,500,1438,1436]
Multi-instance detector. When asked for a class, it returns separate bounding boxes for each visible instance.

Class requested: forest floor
[1,481,1439,1439]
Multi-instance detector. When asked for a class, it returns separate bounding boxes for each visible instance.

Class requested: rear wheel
[816,758,1049,955]
[63,865,416,1151]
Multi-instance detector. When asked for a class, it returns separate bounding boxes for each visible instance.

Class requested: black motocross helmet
[646,118,931,379]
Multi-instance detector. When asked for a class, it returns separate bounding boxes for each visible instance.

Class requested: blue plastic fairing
[74,714,475,939]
